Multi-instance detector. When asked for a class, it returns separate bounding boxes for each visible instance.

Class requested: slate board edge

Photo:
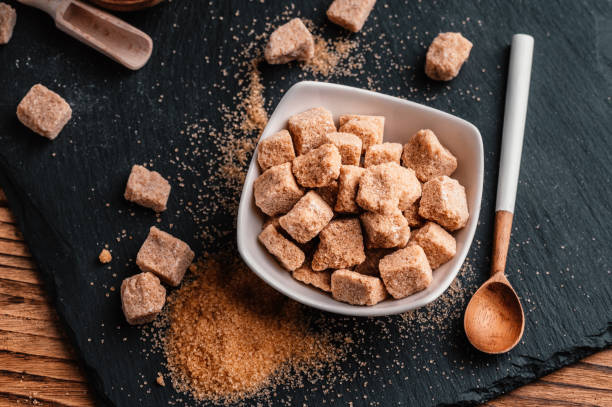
[0,170,113,407]
[1,168,611,406]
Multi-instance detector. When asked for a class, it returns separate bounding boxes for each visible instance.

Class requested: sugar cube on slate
[264,18,315,65]
[136,227,195,287]
[331,269,387,305]
[0,2,16,44]
[326,0,377,33]
[425,32,473,81]
[120,272,166,325]
[124,165,171,212]
[16,84,72,140]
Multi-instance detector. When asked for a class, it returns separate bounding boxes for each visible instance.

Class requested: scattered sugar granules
[160,255,339,403]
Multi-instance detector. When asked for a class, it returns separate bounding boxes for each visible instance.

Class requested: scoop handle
[495,34,534,213]
[492,34,534,276]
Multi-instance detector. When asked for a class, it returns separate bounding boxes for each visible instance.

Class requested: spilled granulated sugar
[159,255,339,404]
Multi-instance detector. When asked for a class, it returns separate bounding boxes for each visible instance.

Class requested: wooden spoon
[17,0,152,70]
[464,34,534,354]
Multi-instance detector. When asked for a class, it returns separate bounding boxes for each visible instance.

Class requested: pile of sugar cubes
[254,107,469,306]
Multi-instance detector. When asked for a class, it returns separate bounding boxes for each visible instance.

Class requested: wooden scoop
[464,34,534,354]
[17,0,152,70]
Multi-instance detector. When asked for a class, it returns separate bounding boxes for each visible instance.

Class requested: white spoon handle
[496,34,534,213]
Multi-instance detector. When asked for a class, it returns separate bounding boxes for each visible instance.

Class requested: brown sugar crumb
[98,249,112,264]
[156,372,165,387]
[425,32,473,81]
[161,256,338,403]
[16,84,72,140]
[327,0,377,33]
[264,18,314,65]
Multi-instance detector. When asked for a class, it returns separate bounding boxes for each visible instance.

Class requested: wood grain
[0,190,609,406]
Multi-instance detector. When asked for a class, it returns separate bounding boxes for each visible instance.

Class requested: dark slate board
[1,0,611,406]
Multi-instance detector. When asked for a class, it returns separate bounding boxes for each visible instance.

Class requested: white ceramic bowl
[237,81,483,317]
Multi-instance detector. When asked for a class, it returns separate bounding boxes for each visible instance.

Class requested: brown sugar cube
[425,32,473,81]
[401,129,457,182]
[254,162,304,216]
[316,180,339,208]
[264,18,315,64]
[312,218,366,271]
[361,208,410,249]
[257,130,296,171]
[335,165,365,214]
[292,143,342,188]
[0,2,16,44]
[288,107,336,155]
[124,165,171,212]
[402,200,424,228]
[279,191,334,243]
[331,269,387,306]
[354,248,392,277]
[259,224,305,271]
[419,176,469,231]
[136,227,195,287]
[292,264,332,292]
[397,165,422,210]
[325,132,362,165]
[338,114,384,151]
[120,272,166,325]
[364,142,402,167]
[409,222,456,269]
[326,0,376,33]
[379,245,432,299]
[16,84,72,140]
[356,162,415,214]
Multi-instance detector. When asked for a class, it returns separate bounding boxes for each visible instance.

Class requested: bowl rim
[237,80,484,317]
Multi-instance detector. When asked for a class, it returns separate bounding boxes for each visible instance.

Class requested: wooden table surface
[0,189,610,407]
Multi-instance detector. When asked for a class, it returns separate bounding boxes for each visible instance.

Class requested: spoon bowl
[464,272,524,353]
